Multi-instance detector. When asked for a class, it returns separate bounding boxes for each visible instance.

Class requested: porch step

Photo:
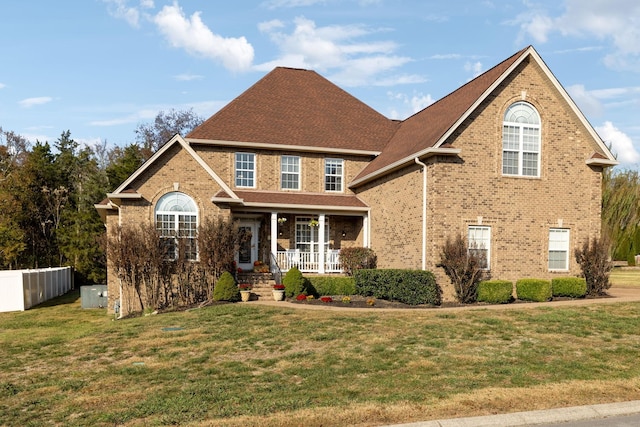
[237,272,278,301]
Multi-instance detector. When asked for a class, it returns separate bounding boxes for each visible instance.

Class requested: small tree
[198,217,240,300]
[575,236,613,296]
[437,233,487,303]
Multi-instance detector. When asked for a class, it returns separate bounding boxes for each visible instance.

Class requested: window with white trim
[295,217,330,254]
[468,225,491,270]
[549,228,570,270]
[281,155,300,190]
[324,158,343,192]
[502,102,540,177]
[235,152,255,187]
[155,192,198,260]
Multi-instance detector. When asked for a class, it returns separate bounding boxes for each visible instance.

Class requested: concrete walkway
[384,400,640,426]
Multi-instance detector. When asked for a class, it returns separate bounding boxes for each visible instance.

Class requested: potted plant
[238,283,253,302]
[272,284,285,301]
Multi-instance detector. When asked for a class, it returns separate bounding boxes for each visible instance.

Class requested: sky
[1,0,639,169]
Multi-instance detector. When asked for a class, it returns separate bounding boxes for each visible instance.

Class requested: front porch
[234,211,369,275]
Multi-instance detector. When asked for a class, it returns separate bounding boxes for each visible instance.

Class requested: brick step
[237,272,276,285]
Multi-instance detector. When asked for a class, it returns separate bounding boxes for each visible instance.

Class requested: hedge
[477,280,513,304]
[354,269,441,306]
[516,278,552,302]
[306,276,356,296]
[552,277,587,298]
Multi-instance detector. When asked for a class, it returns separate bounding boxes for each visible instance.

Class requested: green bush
[283,267,307,298]
[516,279,552,302]
[354,269,441,306]
[306,276,356,296]
[552,277,587,298]
[340,247,377,276]
[477,280,513,304]
[212,271,240,302]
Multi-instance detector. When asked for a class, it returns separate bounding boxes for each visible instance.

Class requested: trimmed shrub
[477,280,513,304]
[306,276,356,296]
[354,269,441,306]
[212,271,240,302]
[516,279,552,302]
[283,267,307,298]
[340,247,377,276]
[552,277,587,298]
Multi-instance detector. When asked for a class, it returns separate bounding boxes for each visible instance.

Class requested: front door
[237,220,259,271]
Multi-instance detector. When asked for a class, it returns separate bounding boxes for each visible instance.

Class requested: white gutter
[414,157,427,270]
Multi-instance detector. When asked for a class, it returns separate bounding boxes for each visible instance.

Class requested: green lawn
[2,290,640,426]
[610,267,640,287]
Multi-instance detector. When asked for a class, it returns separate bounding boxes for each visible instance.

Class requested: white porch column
[363,212,369,248]
[318,214,326,273]
[270,212,278,268]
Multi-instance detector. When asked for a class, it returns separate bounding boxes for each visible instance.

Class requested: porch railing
[275,249,342,273]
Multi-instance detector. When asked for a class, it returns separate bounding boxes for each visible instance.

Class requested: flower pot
[240,290,251,302]
[272,289,285,301]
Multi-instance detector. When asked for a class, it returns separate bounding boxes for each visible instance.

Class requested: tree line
[0,109,637,286]
[0,109,203,284]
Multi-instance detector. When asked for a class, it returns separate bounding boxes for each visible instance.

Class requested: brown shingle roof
[188,67,398,152]
[214,190,368,209]
[352,47,528,184]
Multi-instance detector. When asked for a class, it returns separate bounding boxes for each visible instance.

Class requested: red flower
[239,283,252,290]
[273,284,285,290]
[296,294,307,301]
[320,296,333,303]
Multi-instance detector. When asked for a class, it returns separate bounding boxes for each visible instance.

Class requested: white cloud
[19,97,53,108]
[567,84,605,117]
[464,61,483,79]
[103,0,154,28]
[256,16,418,86]
[174,73,203,81]
[596,121,640,164]
[513,0,640,71]
[387,91,435,120]
[0,83,5,89]
[154,3,254,72]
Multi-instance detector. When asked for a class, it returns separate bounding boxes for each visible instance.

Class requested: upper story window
[502,102,540,177]
[324,158,343,192]
[155,192,198,260]
[281,155,300,190]
[235,152,255,188]
[468,225,491,270]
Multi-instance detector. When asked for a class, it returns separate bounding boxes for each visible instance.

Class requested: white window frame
[281,155,300,190]
[295,216,329,254]
[235,152,255,188]
[549,228,570,271]
[468,225,491,270]
[324,158,343,192]
[155,192,198,261]
[502,102,541,177]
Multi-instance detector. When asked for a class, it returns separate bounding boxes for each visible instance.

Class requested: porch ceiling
[212,190,369,212]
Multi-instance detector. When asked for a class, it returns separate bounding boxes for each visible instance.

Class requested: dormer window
[502,102,540,177]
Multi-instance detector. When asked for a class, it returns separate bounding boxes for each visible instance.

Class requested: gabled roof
[350,45,617,187]
[187,67,398,153]
[109,134,236,199]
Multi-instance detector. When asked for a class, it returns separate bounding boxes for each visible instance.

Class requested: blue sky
[1,0,639,168]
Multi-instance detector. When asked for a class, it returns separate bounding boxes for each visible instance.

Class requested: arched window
[155,192,198,260]
[502,102,541,177]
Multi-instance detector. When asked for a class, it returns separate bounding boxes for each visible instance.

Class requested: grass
[2,284,640,426]
[610,267,640,287]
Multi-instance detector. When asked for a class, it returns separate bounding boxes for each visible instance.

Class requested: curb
[385,400,640,426]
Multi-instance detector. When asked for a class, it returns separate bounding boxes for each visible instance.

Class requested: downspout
[414,158,427,270]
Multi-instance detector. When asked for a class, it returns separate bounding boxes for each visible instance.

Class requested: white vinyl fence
[0,267,73,313]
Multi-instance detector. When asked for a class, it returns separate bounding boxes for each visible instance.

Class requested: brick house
[97,45,617,312]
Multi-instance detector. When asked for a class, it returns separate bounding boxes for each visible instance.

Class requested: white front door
[237,220,259,271]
